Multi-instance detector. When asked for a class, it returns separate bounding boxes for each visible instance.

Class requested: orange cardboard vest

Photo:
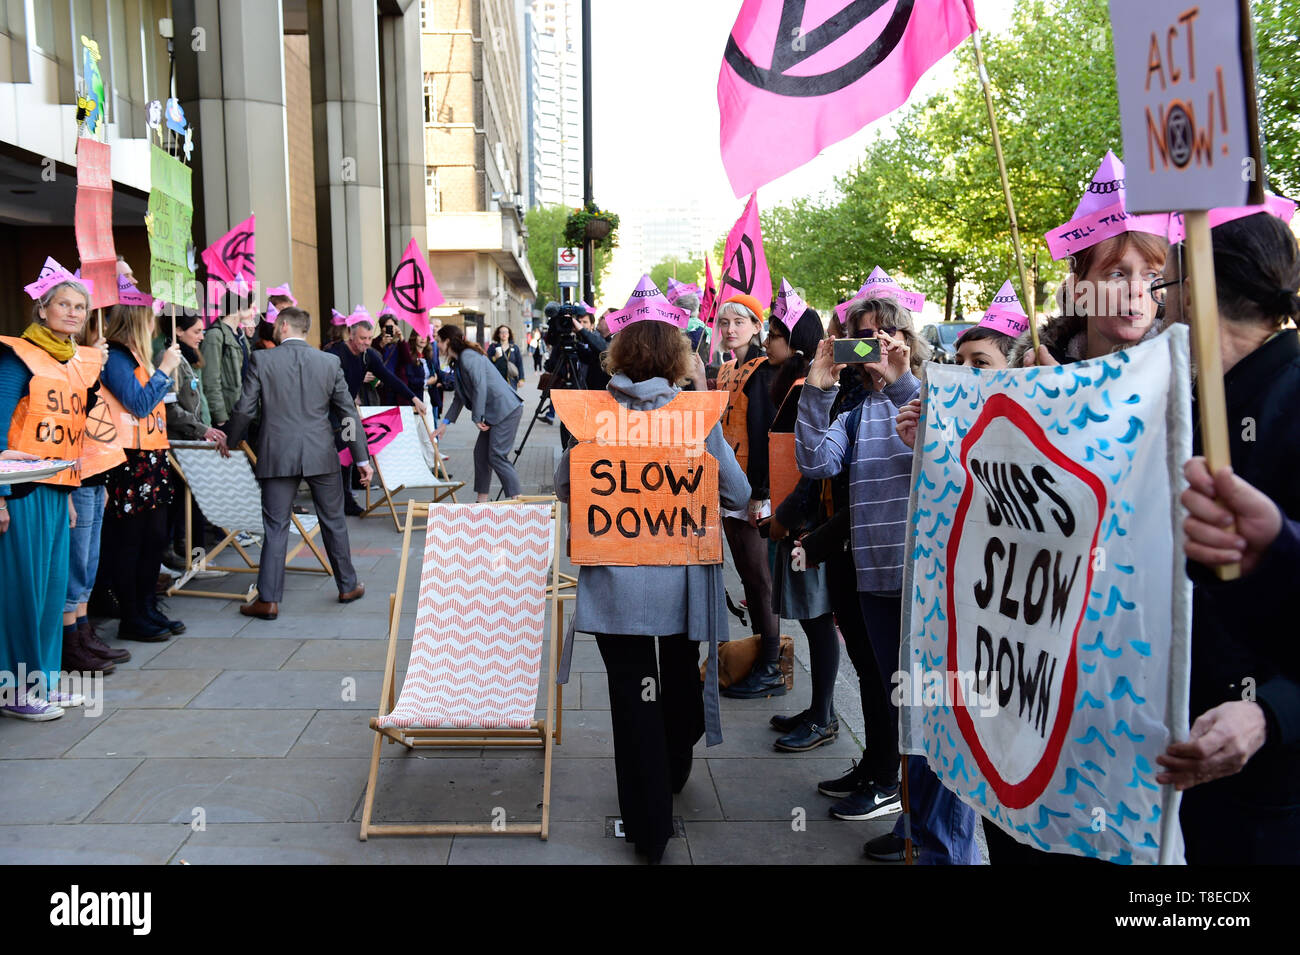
[1,336,101,487]
[717,355,766,472]
[98,361,169,451]
[767,379,806,511]
[69,347,128,480]
[553,389,728,566]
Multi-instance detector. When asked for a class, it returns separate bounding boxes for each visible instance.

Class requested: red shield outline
[944,393,1106,809]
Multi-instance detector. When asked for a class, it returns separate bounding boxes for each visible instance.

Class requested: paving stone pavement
[0,378,918,865]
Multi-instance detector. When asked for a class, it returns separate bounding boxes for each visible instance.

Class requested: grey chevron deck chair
[359,498,568,840]
[167,441,332,601]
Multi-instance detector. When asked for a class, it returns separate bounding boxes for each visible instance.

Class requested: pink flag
[381,237,444,338]
[978,279,1029,338]
[604,275,691,335]
[771,278,808,331]
[702,254,718,327]
[719,193,772,310]
[201,214,256,285]
[339,407,404,467]
[719,0,978,197]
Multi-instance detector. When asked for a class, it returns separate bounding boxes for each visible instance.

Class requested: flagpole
[970,28,1038,353]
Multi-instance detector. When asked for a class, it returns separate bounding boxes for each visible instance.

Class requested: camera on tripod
[543,301,586,351]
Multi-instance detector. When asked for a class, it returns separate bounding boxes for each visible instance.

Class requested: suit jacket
[445,347,524,426]
[223,339,368,478]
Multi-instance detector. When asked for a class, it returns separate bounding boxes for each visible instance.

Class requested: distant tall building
[640,206,709,270]
[526,0,582,209]
[422,0,536,343]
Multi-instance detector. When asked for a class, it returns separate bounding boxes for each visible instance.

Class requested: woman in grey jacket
[433,325,525,500]
[555,321,750,863]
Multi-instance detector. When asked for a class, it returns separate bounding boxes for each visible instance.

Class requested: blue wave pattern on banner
[907,342,1175,864]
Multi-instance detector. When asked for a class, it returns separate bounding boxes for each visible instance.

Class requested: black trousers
[595,633,703,852]
[827,554,899,785]
[722,516,781,663]
[99,504,169,623]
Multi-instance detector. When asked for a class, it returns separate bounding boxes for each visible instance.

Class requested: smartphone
[833,337,881,364]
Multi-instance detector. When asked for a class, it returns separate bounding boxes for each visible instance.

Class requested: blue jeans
[65,484,106,613]
[859,591,982,865]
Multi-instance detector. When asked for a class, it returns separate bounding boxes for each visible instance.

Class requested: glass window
[423,72,436,123]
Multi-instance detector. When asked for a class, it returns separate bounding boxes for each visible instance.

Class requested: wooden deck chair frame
[359,495,571,840]
[359,409,463,531]
[167,442,333,601]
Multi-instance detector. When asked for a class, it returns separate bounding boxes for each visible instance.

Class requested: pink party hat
[665,278,703,304]
[116,273,153,308]
[266,283,297,306]
[834,267,925,324]
[771,278,808,331]
[26,257,92,300]
[1167,193,1296,243]
[330,308,347,326]
[263,303,279,325]
[604,275,690,335]
[345,305,372,327]
[1045,151,1170,261]
[582,302,596,316]
[978,280,1029,338]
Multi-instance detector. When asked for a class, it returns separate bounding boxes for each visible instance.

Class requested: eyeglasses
[1148,276,1185,305]
[857,325,899,337]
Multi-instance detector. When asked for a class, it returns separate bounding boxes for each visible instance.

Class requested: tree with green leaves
[525,203,611,305]
[648,255,704,292]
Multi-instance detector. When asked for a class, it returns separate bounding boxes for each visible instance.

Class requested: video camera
[543,301,587,350]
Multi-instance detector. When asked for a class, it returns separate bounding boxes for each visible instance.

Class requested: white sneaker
[234,532,261,548]
[0,693,65,721]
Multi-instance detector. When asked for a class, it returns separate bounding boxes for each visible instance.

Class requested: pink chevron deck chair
[360,498,563,839]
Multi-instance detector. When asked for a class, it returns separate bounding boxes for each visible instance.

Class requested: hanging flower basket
[564,203,620,250]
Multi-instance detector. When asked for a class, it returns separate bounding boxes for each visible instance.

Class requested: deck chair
[360,497,563,839]
[356,405,463,530]
[167,441,332,600]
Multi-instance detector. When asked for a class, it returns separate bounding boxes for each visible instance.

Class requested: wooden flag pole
[1182,211,1240,581]
[971,29,1038,352]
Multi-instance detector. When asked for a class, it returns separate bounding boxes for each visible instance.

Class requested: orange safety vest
[1,336,98,487]
[717,355,767,472]
[69,347,128,480]
[552,389,729,567]
[98,359,169,451]
[767,379,805,511]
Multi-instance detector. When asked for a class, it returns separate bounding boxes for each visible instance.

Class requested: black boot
[721,661,787,700]
[145,595,186,635]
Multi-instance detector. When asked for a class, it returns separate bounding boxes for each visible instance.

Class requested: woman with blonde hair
[97,301,185,642]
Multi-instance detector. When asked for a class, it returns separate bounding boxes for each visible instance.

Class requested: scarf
[22,323,76,362]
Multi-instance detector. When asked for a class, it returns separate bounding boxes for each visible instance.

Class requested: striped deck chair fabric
[171,444,319,537]
[378,502,554,729]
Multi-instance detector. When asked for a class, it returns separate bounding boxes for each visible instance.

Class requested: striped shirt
[794,372,921,593]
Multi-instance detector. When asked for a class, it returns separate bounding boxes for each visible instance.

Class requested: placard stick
[970,29,1038,352]
[1183,210,1240,582]
[899,755,914,866]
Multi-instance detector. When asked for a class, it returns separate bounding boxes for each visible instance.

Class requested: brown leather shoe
[338,583,366,604]
[239,599,279,620]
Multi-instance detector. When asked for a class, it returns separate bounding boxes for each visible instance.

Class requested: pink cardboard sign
[978,280,1029,338]
[605,275,690,335]
[771,278,807,331]
[1044,151,1169,261]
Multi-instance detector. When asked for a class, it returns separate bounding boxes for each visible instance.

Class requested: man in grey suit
[222,307,371,620]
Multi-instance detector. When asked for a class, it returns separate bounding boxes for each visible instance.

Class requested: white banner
[899,326,1193,864]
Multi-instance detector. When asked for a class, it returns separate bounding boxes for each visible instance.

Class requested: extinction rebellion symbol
[222,230,255,275]
[725,235,758,296]
[946,395,1105,809]
[391,258,425,312]
[724,0,915,97]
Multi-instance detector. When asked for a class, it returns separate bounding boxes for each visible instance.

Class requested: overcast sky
[589,0,1019,244]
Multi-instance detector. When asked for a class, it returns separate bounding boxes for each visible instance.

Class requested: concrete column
[379,1,425,268]
[308,0,385,314]
[173,0,293,303]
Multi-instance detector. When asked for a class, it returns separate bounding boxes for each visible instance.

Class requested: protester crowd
[552,154,1300,867]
